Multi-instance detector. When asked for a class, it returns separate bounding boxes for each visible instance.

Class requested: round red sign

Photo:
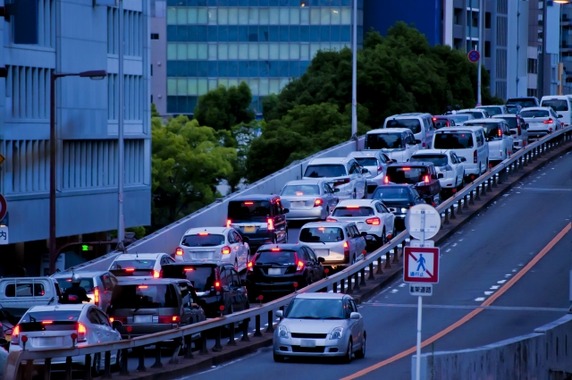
[0,194,7,221]
[467,50,480,63]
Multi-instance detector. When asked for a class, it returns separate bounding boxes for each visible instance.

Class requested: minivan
[432,126,489,181]
[383,112,435,148]
[540,95,572,127]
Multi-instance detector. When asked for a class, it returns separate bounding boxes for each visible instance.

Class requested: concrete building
[0,0,152,275]
[155,0,364,117]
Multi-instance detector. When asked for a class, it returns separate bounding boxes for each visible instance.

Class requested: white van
[540,95,572,127]
[383,113,435,148]
[432,126,489,181]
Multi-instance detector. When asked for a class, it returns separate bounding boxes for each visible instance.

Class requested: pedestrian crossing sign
[403,246,440,284]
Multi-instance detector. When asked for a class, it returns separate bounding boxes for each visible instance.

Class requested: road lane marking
[341,221,571,380]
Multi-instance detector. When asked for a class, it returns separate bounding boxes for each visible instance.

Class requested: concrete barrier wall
[415,314,572,380]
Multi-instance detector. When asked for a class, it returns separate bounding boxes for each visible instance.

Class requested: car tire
[355,333,366,359]
[343,339,353,363]
[273,352,285,362]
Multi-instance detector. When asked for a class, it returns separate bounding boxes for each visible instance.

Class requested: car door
[348,160,366,198]
[230,229,249,269]
[304,246,324,282]
[450,152,465,185]
[322,182,339,211]
[375,201,395,237]
[347,224,366,258]
[345,298,364,346]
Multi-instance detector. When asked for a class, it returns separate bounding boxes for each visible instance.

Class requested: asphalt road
[176,151,572,380]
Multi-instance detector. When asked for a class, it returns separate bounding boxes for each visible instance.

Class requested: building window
[485,41,491,58]
[528,58,538,74]
[151,33,159,40]
[485,12,491,29]
[453,8,463,25]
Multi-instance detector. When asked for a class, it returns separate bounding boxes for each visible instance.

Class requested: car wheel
[355,333,366,359]
[343,339,353,363]
[273,352,285,362]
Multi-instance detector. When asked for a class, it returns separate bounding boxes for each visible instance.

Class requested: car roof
[112,252,169,260]
[386,112,431,119]
[182,226,231,235]
[520,106,552,112]
[163,261,226,268]
[388,161,435,168]
[294,292,351,300]
[492,114,518,118]
[335,199,378,207]
[230,193,280,201]
[435,125,484,132]
[367,127,412,134]
[306,157,353,165]
[282,179,329,186]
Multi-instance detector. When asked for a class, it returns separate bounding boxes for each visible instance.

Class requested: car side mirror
[283,208,289,214]
[414,139,422,145]
[318,257,325,264]
[333,188,340,193]
[276,310,284,318]
[557,114,563,118]
[437,173,444,179]
[112,320,124,331]
[350,312,361,320]
[460,157,467,162]
[361,168,369,174]
[360,232,368,237]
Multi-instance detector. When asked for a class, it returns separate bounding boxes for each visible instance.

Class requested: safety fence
[4,127,572,379]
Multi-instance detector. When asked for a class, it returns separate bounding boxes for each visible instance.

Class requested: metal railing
[5,127,571,379]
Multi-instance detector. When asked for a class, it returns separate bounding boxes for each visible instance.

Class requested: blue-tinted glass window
[227,26,238,41]
[248,26,259,41]
[196,61,209,76]
[340,25,350,41]
[238,26,249,41]
[299,25,309,40]
[279,26,289,42]
[330,25,341,41]
[188,61,197,76]
[208,61,218,76]
[290,26,300,41]
[228,61,239,76]
[208,26,218,40]
[218,26,229,42]
[258,61,269,76]
[309,26,320,42]
[267,26,279,42]
[320,26,330,41]
[259,26,269,41]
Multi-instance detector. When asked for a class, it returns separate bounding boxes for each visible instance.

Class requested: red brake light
[384,176,390,184]
[175,247,184,256]
[153,270,161,278]
[183,267,195,272]
[497,128,502,137]
[313,198,324,207]
[271,247,281,252]
[158,316,180,324]
[345,205,359,209]
[138,285,148,289]
[221,246,231,255]
[333,178,351,187]
[401,167,411,171]
[473,150,478,163]
[247,260,254,271]
[543,118,553,124]
[198,232,209,236]
[93,287,100,304]
[125,268,135,272]
[267,218,275,231]
[12,325,20,345]
[423,175,430,184]
[243,201,254,205]
[42,320,53,325]
[214,281,221,290]
[365,217,381,225]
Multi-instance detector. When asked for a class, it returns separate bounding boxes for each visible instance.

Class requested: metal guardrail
[5,127,571,379]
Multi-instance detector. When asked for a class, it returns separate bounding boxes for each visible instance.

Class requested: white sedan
[326,199,396,251]
[174,226,250,271]
[410,149,466,195]
[9,304,122,374]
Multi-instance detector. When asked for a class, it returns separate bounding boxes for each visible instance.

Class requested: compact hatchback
[108,252,175,278]
[327,199,395,251]
[174,226,250,271]
[246,244,325,302]
[226,194,289,252]
[273,292,366,363]
[371,184,426,231]
[162,261,249,318]
[298,221,367,270]
[51,270,118,313]
[10,304,122,374]
[303,157,368,200]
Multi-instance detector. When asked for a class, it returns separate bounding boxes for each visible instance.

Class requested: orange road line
[341,221,571,380]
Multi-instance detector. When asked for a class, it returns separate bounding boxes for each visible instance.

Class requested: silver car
[279,179,340,221]
[298,221,367,270]
[273,292,366,362]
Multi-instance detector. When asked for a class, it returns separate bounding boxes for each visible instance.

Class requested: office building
[0,0,152,275]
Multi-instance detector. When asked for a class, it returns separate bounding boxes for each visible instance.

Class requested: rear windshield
[56,278,95,293]
[20,310,81,323]
[365,132,404,149]
[109,259,155,276]
[372,186,413,201]
[495,117,517,129]
[447,114,472,124]
[331,206,374,217]
[464,123,501,140]
[299,226,344,243]
[181,234,225,247]
[386,119,421,134]
[281,184,320,196]
[353,157,378,167]
[228,200,271,221]
[304,164,346,178]
[386,166,429,184]
[507,98,537,108]
[110,284,179,308]
[433,132,474,149]
[162,265,215,291]
[411,154,448,167]
[256,250,296,264]
[520,109,549,118]
[541,99,568,111]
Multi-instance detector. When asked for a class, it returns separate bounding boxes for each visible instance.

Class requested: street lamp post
[351,0,358,149]
[49,69,107,275]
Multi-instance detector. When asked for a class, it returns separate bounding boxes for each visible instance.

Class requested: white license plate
[300,339,316,347]
[268,268,281,275]
[134,315,153,323]
[34,337,60,347]
[244,226,256,233]
[314,249,329,256]
[291,201,305,207]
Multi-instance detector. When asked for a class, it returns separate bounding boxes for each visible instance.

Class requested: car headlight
[329,326,344,340]
[400,207,408,213]
[278,325,290,338]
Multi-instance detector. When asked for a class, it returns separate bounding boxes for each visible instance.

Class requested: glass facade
[166,0,363,115]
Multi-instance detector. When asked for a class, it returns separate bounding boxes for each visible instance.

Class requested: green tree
[193,82,255,131]
[151,115,236,230]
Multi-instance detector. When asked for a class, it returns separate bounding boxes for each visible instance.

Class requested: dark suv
[162,261,249,318]
[384,162,442,205]
[226,194,289,252]
[106,278,206,338]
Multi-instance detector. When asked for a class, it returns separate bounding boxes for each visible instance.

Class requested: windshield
[365,132,404,150]
[256,250,296,265]
[228,200,271,222]
[281,184,320,196]
[386,119,421,134]
[285,298,345,319]
[494,117,517,129]
[21,310,81,323]
[353,157,378,167]
[331,206,374,217]
[299,226,344,243]
[56,278,95,293]
[372,186,413,201]
[520,110,549,118]
[507,98,538,108]
[181,234,225,247]
[386,166,429,184]
[304,164,346,178]
[433,132,474,149]
[411,154,448,167]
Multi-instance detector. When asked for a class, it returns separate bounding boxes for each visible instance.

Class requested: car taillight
[326,216,337,222]
[296,260,305,272]
[125,268,135,273]
[11,325,20,345]
[343,241,350,259]
[175,247,184,256]
[94,286,100,305]
[313,198,324,207]
[109,316,127,323]
[247,260,254,271]
[214,280,221,290]
[423,175,430,184]
[153,270,161,278]
[267,218,274,231]
[543,118,553,124]
[333,178,351,187]
[473,150,477,163]
[226,219,231,227]
[497,128,503,137]
[384,176,390,184]
[365,217,381,225]
[74,323,87,343]
[158,316,180,324]
[221,246,231,255]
